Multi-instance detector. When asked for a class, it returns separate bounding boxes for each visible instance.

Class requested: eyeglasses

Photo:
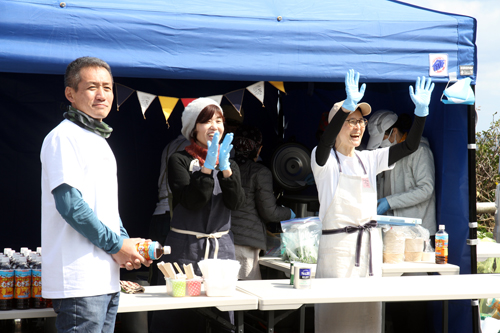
[345,118,368,127]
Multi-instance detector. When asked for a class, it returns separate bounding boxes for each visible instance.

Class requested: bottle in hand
[136,241,171,260]
[435,225,448,264]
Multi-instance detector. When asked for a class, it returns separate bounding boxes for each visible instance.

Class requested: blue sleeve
[52,183,126,254]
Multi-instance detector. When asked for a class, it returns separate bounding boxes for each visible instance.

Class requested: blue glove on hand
[409,76,435,117]
[305,173,315,186]
[290,209,296,219]
[343,69,366,112]
[204,132,220,170]
[218,133,233,171]
[377,198,391,215]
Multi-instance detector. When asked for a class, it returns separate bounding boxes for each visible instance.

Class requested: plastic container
[0,256,14,310]
[435,225,449,264]
[293,265,312,289]
[186,278,203,296]
[136,241,171,260]
[204,278,237,297]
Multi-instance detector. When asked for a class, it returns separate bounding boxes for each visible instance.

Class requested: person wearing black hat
[230,125,295,280]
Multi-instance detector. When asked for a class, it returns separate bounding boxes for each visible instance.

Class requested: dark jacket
[165,150,245,276]
[231,160,291,250]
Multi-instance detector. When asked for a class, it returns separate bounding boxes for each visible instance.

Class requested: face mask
[379,129,396,148]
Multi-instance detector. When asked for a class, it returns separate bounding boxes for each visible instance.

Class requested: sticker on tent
[429,53,448,77]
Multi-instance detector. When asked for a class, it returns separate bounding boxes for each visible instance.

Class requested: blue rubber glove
[377,198,391,215]
[409,76,435,117]
[290,209,296,219]
[204,131,220,170]
[218,133,233,171]
[343,69,366,112]
[305,173,315,186]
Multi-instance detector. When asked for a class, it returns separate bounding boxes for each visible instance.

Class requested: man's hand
[111,238,152,270]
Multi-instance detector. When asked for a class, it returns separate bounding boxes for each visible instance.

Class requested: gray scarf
[63,106,113,139]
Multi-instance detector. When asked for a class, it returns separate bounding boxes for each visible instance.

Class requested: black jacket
[231,160,291,250]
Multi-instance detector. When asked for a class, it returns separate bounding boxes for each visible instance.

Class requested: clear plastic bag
[280,217,321,264]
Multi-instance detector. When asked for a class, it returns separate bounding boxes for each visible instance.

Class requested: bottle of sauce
[136,241,171,260]
[435,225,448,264]
[14,256,31,309]
[31,257,46,309]
[0,256,14,310]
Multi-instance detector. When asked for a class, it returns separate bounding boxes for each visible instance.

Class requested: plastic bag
[280,217,321,264]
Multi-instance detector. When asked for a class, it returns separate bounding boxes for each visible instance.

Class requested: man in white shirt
[41,57,150,333]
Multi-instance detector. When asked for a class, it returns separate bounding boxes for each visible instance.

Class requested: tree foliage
[476,115,500,232]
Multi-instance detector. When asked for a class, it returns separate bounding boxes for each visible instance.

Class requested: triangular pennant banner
[136,91,157,119]
[269,81,286,94]
[158,96,179,124]
[246,81,265,105]
[224,89,245,113]
[181,98,196,107]
[115,83,135,111]
[205,95,223,105]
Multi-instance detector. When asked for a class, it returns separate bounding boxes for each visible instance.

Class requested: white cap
[328,100,371,123]
[439,225,445,230]
[366,110,398,150]
[181,98,223,140]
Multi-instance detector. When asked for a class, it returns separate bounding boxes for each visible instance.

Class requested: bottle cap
[439,225,445,230]
[163,246,171,255]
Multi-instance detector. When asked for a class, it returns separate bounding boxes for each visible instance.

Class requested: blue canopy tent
[0,0,477,331]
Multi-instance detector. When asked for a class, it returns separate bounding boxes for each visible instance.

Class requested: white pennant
[205,95,223,105]
[136,91,157,118]
[246,81,265,104]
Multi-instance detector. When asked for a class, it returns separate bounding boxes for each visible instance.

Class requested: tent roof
[0,0,477,82]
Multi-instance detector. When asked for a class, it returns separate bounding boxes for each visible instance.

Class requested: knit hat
[181,98,223,140]
[366,110,398,150]
[328,100,371,123]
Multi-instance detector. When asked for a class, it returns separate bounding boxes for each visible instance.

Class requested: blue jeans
[52,292,120,333]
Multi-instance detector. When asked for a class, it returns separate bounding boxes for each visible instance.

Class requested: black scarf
[63,106,113,139]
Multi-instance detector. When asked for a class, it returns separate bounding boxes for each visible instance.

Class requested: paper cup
[170,279,186,297]
[186,278,203,296]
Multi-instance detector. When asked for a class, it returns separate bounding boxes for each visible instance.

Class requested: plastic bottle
[31,258,46,309]
[14,256,31,309]
[0,256,14,310]
[435,224,448,264]
[136,241,171,260]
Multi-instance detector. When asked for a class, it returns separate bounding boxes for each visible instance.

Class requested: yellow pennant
[158,96,179,124]
[269,81,286,94]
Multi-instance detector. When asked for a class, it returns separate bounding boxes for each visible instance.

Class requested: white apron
[315,152,383,333]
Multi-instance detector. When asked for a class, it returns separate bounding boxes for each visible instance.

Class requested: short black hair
[64,57,113,91]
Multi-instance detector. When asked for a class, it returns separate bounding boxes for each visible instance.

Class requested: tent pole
[467,85,480,333]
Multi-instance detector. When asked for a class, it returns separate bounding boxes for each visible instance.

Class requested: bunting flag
[269,81,286,94]
[158,96,179,124]
[205,95,223,105]
[136,91,157,119]
[115,83,135,111]
[224,89,245,113]
[246,81,265,105]
[181,98,196,107]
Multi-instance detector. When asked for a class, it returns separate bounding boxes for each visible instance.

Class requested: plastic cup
[171,279,186,297]
[186,278,202,296]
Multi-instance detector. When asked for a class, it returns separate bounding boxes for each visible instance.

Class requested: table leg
[266,310,275,333]
[299,305,305,333]
[442,300,448,333]
[236,311,244,333]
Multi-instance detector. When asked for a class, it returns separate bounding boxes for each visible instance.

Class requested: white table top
[0,285,258,320]
[237,274,500,311]
[477,242,500,262]
[259,257,460,277]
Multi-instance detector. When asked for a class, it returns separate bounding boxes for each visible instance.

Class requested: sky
[398,0,500,133]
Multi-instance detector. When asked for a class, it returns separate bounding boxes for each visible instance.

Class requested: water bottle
[14,256,31,309]
[136,241,171,260]
[0,256,14,310]
[435,225,448,264]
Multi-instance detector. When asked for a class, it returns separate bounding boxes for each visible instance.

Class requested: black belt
[322,220,378,276]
